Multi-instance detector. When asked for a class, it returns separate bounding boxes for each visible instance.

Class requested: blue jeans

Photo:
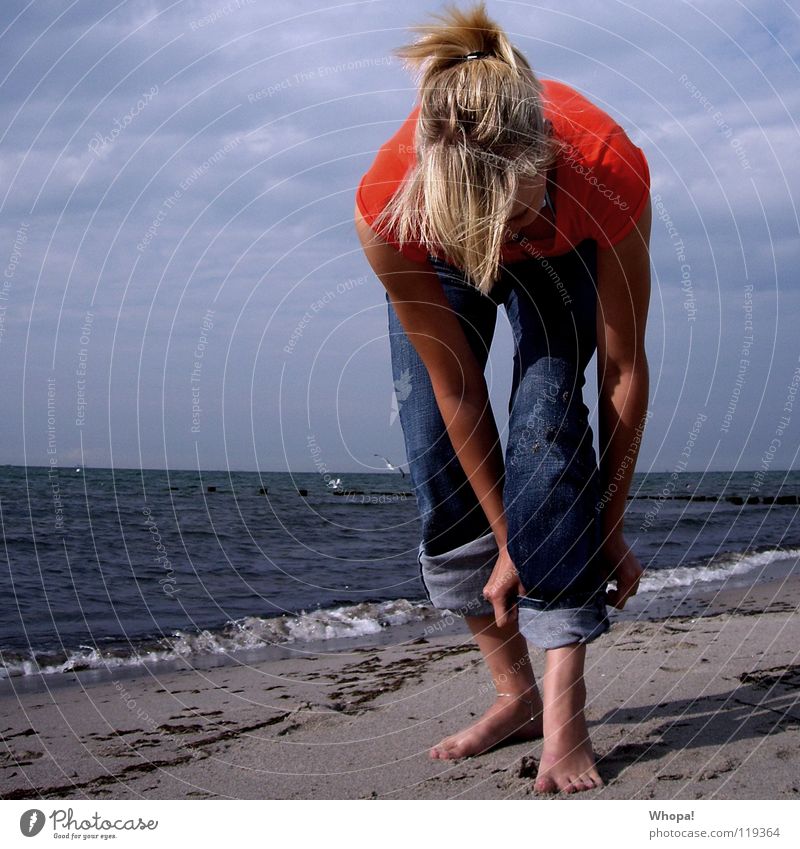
[386,239,610,649]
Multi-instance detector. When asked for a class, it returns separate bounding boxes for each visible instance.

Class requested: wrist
[489,519,508,552]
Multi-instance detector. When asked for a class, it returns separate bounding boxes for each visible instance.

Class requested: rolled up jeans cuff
[418,530,611,648]
[517,590,610,650]
[418,530,497,618]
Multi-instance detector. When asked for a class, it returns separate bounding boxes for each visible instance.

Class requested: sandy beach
[1,575,798,801]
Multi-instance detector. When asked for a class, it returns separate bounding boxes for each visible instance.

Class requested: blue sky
[0,0,798,474]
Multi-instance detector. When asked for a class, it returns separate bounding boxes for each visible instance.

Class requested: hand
[599,534,644,610]
[482,549,527,628]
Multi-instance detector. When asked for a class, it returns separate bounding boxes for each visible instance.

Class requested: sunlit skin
[427,170,622,794]
[354,156,651,794]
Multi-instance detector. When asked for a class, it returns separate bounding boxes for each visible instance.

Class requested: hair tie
[462,51,490,60]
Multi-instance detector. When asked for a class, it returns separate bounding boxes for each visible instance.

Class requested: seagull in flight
[374,454,406,477]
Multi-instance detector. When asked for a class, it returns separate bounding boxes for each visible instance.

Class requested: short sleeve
[590,125,651,248]
[356,176,430,263]
[355,105,430,264]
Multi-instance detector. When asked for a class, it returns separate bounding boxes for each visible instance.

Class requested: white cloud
[1,0,798,471]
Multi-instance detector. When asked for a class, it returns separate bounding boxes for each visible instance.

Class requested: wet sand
[1,575,798,800]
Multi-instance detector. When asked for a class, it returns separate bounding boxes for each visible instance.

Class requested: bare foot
[533,714,604,794]
[430,693,543,760]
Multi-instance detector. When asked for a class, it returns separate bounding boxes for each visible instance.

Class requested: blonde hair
[373,1,558,295]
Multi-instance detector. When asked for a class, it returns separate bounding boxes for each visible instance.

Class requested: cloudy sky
[1,0,798,475]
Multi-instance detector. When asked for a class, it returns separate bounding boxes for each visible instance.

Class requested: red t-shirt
[355,78,650,263]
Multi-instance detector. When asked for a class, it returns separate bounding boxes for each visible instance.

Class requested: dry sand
[1,576,798,800]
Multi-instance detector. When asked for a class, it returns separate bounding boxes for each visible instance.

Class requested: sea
[1,465,799,680]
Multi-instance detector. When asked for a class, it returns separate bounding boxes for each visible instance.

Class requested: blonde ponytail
[373,1,557,295]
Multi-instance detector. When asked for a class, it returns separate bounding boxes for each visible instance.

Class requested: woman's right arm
[354,203,524,624]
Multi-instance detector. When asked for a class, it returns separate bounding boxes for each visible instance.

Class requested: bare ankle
[495,690,542,721]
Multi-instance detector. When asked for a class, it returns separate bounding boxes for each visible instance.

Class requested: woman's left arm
[595,196,652,608]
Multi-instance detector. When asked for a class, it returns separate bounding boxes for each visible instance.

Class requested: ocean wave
[3,547,799,679]
[638,546,800,594]
[0,598,441,679]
